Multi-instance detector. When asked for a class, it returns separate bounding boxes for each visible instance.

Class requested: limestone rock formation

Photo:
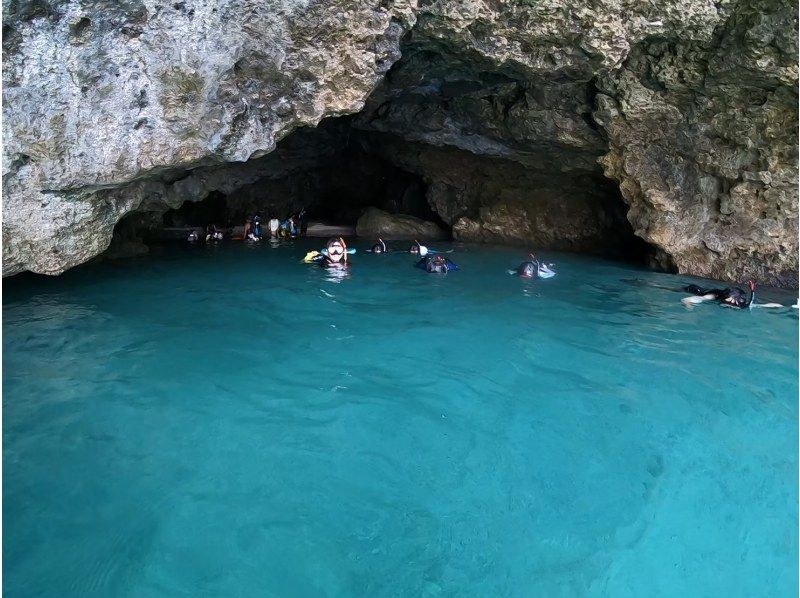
[356,207,446,241]
[354,133,639,254]
[3,0,797,285]
[354,0,798,285]
[594,4,799,285]
[2,0,415,274]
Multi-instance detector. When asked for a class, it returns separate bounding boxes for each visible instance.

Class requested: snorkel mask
[326,237,347,263]
[427,255,447,273]
[519,262,536,278]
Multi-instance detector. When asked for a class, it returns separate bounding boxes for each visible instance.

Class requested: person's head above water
[372,238,387,253]
[326,237,347,263]
[516,253,540,278]
[409,240,428,256]
[723,279,755,308]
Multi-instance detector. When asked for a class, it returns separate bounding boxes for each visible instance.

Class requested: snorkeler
[268,215,280,237]
[304,237,351,268]
[245,215,263,241]
[186,230,199,242]
[409,240,428,256]
[370,238,388,253]
[514,253,556,279]
[205,224,223,242]
[681,280,783,309]
[416,254,458,273]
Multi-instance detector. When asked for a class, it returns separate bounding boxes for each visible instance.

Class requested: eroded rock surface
[354,0,798,284]
[3,0,797,284]
[3,0,415,274]
[595,1,799,285]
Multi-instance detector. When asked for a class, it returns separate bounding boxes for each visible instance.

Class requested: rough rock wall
[349,41,636,255]
[595,0,799,285]
[356,0,798,284]
[2,0,416,274]
[3,0,798,284]
[353,132,639,254]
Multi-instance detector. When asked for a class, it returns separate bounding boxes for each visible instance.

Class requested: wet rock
[354,132,640,255]
[356,207,446,241]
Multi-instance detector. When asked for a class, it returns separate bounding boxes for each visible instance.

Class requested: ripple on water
[3,242,797,597]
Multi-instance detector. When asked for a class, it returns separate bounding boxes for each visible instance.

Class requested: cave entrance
[163,191,230,230]
[126,117,453,245]
[111,41,659,266]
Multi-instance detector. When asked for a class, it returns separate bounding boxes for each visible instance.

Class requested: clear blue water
[4,240,798,597]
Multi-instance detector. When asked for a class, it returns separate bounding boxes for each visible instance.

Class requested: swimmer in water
[186,230,199,242]
[416,254,457,273]
[681,280,783,309]
[370,238,388,253]
[306,237,350,268]
[252,215,264,239]
[268,214,280,237]
[205,224,223,242]
[409,240,429,256]
[244,216,261,242]
[514,253,556,279]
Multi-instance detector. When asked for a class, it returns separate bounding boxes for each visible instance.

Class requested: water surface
[4,241,798,597]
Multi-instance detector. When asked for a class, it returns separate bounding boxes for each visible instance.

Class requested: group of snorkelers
[303,238,457,271]
[192,225,786,310]
[365,238,456,272]
[306,238,541,276]
[187,209,308,243]
[306,237,789,310]
[186,224,223,243]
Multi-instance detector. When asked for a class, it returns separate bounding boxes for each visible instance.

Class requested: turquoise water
[4,240,798,597]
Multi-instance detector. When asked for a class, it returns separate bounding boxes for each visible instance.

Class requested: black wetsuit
[684,284,752,308]
[309,253,347,269]
[416,256,457,273]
